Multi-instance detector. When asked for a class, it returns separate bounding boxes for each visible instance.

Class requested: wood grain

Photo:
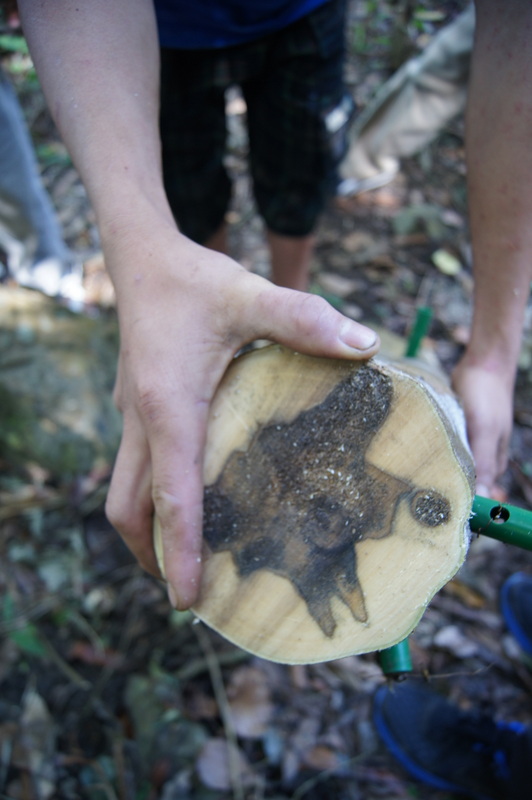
[154,345,475,664]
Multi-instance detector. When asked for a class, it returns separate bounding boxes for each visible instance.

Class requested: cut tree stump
[155,344,475,664]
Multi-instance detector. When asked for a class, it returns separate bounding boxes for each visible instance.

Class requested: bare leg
[205,224,314,291]
[204,222,229,255]
[267,229,315,292]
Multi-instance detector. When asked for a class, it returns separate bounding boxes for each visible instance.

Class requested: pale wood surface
[155,345,475,664]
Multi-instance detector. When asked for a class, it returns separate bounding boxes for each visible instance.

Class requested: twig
[290,752,365,800]
[193,622,245,800]
[39,629,92,690]
[176,645,249,682]
[0,737,13,794]
[0,494,66,521]
[91,570,147,700]
[66,608,106,655]
[84,785,119,800]
[57,754,120,799]
[112,738,130,800]
[430,593,501,629]
[0,596,61,634]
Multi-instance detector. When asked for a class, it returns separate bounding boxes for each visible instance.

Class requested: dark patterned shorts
[159,0,352,242]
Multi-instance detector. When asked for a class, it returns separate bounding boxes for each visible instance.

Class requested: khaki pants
[339,5,475,195]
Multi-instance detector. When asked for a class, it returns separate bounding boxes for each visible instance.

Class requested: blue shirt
[154,0,330,49]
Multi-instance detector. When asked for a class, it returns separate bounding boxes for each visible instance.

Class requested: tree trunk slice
[154,345,475,664]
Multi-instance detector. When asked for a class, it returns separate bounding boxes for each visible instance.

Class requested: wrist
[456,342,519,388]
[99,177,174,237]
[462,303,527,380]
[98,194,182,286]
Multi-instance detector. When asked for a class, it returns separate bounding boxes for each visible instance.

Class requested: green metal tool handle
[379,496,532,675]
[379,308,532,675]
[470,495,532,550]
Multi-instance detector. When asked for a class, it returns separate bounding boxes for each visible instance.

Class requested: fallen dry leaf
[434,624,478,659]
[443,578,486,609]
[11,690,56,800]
[226,665,273,738]
[317,272,362,298]
[282,716,321,782]
[196,737,255,791]
[68,640,123,669]
[303,744,344,772]
[432,248,462,276]
[341,231,376,253]
[367,252,397,271]
[183,685,219,720]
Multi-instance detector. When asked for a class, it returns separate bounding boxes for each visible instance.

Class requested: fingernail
[476,484,490,498]
[167,583,178,608]
[340,322,378,352]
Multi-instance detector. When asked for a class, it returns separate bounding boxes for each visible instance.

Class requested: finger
[465,417,503,500]
[496,427,511,478]
[106,418,156,573]
[247,283,379,358]
[140,392,209,610]
[152,464,204,610]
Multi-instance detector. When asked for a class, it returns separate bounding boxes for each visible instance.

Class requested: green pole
[471,496,532,550]
[405,306,433,358]
[384,308,532,680]
[378,308,434,678]
[378,639,413,676]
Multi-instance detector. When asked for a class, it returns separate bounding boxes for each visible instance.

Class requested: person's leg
[160,49,231,246]
[266,229,315,291]
[243,0,351,291]
[0,67,69,272]
[204,222,229,255]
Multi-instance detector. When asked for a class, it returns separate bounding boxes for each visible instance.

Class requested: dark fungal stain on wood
[203,363,450,638]
[410,490,451,527]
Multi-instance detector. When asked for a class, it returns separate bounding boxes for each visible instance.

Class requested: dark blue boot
[373,681,531,800]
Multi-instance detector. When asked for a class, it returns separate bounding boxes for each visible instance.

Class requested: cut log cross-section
[154,345,475,664]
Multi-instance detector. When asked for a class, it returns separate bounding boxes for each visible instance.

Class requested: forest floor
[1,2,532,799]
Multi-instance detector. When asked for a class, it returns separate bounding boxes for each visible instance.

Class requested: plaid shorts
[159,0,352,242]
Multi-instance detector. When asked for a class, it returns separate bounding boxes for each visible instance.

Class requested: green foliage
[351,1,395,57]
[2,593,48,657]
[0,380,109,479]
[309,283,343,310]
[35,142,72,167]
[0,34,28,54]
[0,384,35,463]
[0,33,38,85]
[9,622,47,657]
[392,203,451,240]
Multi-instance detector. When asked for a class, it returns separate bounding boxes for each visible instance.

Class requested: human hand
[104,225,379,609]
[452,355,515,499]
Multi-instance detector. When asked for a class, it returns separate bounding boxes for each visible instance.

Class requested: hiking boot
[501,572,532,659]
[373,681,532,800]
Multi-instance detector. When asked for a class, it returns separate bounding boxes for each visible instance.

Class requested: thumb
[249,284,380,359]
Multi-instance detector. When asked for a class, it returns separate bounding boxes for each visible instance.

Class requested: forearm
[18,0,174,274]
[18,0,382,607]
[453,0,532,494]
[466,0,532,380]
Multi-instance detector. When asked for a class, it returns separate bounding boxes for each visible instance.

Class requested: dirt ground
[1,2,532,799]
